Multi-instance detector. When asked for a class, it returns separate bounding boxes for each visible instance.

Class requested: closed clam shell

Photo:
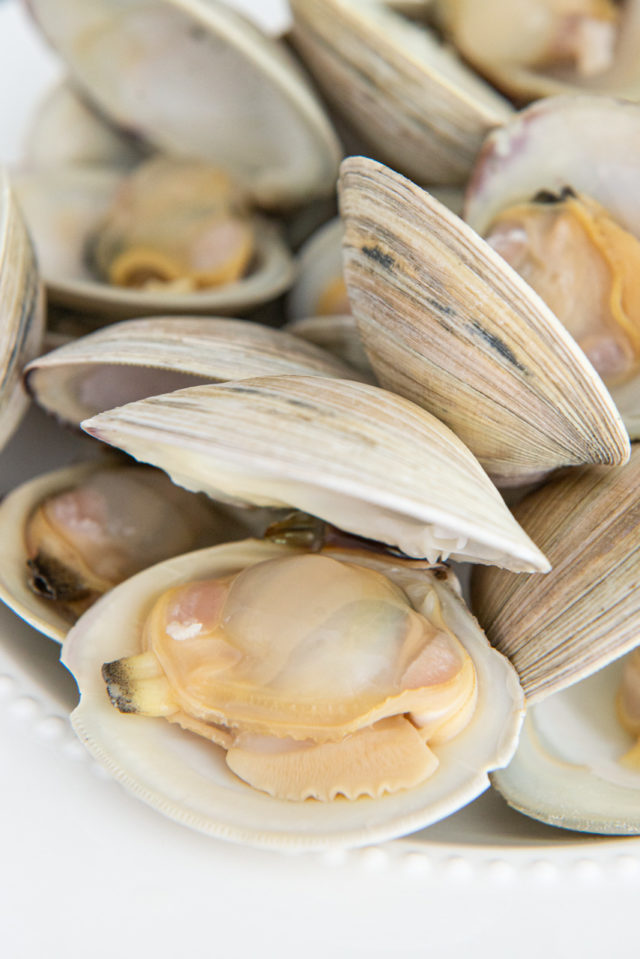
[465,95,640,438]
[289,0,513,186]
[0,168,45,452]
[25,315,366,427]
[81,375,549,572]
[25,0,341,210]
[339,156,630,486]
[12,166,295,319]
[61,538,525,849]
[472,445,640,703]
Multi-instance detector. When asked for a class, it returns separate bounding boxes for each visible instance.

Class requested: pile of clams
[1,0,640,851]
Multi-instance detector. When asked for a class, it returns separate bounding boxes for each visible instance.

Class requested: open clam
[465,94,640,438]
[472,445,640,833]
[339,155,630,486]
[25,0,342,210]
[12,163,295,318]
[56,374,537,847]
[24,315,365,428]
[0,458,251,643]
[0,167,45,452]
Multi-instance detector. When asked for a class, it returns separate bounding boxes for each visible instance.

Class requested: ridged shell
[13,166,295,319]
[62,538,525,850]
[289,0,513,186]
[25,315,365,427]
[472,445,640,703]
[339,156,630,485]
[25,0,341,209]
[0,168,45,452]
[81,375,549,572]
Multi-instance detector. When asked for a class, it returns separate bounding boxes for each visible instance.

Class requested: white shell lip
[62,539,525,850]
[80,375,551,573]
[24,0,342,209]
[12,166,295,319]
[492,655,640,835]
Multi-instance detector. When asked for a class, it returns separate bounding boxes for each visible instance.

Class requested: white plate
[1,3,639,956]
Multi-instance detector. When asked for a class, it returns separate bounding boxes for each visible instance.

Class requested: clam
[0,167,45,453]
[339,155,630,486]
[12,163,295,318]
[287,218,350,321]
[57,373,537,846]
[289,0,513,186]
[0,459,250,643]
[465,95,640,438]
[433,0,640,102]
[472,444,640,833]
[24,315,365,428]
[23,78,147,169]
[25,0,342,210]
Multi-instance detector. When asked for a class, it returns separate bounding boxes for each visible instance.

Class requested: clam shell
[289,0,513,186]
[285,314,375,379]
[25,0,341,209]
[0,168,45,452]
[81,374,549,572]
[340,156,630,485]
[23,79,147,169]
[491,655,640,835]
[287,218,345,321]
[0,458,251,643]
[13,166,295,319]
[464,95,640,438]
[25,315,366,427]
[472,445,640,703]
[62,538,525,850]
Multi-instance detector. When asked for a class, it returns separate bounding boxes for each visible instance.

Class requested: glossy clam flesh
[63,539,524,847]
[103,552,477,801]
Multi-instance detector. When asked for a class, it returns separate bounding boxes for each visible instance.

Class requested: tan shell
[62,538,525,849]
[81,374,549,572]
[25,315,366,427]
[285,314,375,379]
[0,169,45,452]
[339,156,630,486]
[472,444,640,703]
[289,0,513,186]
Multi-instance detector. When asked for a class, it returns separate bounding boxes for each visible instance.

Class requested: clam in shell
[339,155,630,486]
[472,445,640,833]
[62,538,525,848]
[0,168,45,453]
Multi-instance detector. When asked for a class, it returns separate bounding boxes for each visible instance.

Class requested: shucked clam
[58,375,538,847]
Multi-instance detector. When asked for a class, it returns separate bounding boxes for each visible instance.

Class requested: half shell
[340,156,630,485]
[62,538,525,849]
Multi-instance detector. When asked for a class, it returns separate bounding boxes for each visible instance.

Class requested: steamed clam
[56,374,536,846]
[465,94,640,437]
[472,445,640,833]
[339,155,630,486]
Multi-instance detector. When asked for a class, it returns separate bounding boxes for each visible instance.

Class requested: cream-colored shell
[285,314,375,379]
[0,169,45,452]
[339,156,630,485]
[23,79,146,169]
[287,218,346,321]
[12,166,295,319]
[492,655,640,835]
[62,538,525,850]
[25,315,365,427]
[472,445,640,703]
[26,0,341,209]
[289,0,513,186]
[464,95,640,438]
[81,374,549,572]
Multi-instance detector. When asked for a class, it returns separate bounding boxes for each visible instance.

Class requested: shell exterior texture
[339,156,630,486]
